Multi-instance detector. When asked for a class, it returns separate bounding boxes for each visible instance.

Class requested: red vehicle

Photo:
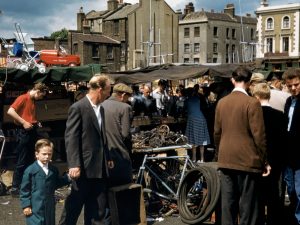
[38,46,80,67]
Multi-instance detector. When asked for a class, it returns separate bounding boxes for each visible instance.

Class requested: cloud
[0,0,296,39]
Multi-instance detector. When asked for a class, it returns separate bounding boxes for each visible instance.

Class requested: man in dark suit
[59,75,114,225]
[283,68,300,225]
[214,66,270,225]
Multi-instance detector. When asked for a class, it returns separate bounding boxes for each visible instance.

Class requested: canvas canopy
[0,63,256,84]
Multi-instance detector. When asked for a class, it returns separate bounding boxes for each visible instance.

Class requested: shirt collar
[232,87,249,96]
[37,160,48,169]
[86,95,100,109]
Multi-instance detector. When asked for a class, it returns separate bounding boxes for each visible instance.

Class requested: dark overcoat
[20,161,69,225]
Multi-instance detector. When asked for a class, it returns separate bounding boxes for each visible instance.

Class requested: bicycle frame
[137,154,195,200]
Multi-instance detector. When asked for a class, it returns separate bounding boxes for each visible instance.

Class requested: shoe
[10,188,19,197]
[197,160,204,164]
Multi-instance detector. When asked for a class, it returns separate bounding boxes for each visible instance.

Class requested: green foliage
[50,28,68,39]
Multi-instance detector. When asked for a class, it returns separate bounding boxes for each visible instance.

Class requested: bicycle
[135,146,221,224]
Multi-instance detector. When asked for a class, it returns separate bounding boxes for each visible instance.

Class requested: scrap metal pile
[132,125,188,149]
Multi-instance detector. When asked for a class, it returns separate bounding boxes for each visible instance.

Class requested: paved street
[0,188,207,225]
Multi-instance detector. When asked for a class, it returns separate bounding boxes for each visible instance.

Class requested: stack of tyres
[178,163,220,224]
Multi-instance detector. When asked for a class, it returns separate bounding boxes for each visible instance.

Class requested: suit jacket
[284,96,300,169]
[20,161,69,225]
[65,96,110,178]
[214,91,267,173]
[102,96,133,186]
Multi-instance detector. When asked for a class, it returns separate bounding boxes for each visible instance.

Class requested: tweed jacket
[102,96,133,186]
[214,90,267,173]
[65,96,110,178]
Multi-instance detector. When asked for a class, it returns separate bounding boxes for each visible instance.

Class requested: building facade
[256,1,300,71]
[98,0,179,70]
[179,3,257,64]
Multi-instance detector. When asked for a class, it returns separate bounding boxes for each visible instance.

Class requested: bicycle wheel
[143,157,192,216]
[178,164,220,224]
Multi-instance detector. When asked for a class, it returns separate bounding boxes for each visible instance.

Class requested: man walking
[214,66,270,225]
[59,75,114,225]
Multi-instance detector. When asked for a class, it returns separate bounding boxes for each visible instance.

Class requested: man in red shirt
[7,83,48,196]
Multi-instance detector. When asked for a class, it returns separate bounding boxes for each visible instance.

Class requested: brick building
[179,3,257,64]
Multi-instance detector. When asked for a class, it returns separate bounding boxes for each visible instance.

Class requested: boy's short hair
[252,83,271,100]
[33,83,49,93]
[35,139,54,152]
[282,68,300,81]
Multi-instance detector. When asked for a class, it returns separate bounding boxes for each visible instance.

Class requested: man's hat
[250,73,265,84]
[113,83,133,94]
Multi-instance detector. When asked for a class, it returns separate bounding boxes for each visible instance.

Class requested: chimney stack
[77,7,86,32]
[184,2,195,15]
[108,0,118,11]
[224,3,235,17]
[261,0,269,7]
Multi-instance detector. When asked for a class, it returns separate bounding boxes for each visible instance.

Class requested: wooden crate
[108,183,146,225]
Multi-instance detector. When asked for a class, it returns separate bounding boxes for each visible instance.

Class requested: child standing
[20,139,70,225]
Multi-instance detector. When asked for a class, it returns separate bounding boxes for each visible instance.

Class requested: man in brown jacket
[214,66,271,225]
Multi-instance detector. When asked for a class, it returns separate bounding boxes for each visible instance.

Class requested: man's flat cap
[113,83,133,94]
[250,73,265,84]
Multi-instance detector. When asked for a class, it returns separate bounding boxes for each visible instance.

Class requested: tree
[50,28,68,39]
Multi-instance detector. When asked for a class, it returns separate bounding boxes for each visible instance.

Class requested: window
[107,45,113,59]
[266,18,273,30]
[282,16,290,29]
[184,28,190,38]
[194,58,199,64]
[194,27,200,37]
[232,29,236,39]
[92,44,99,58]
[213,27,218,37]
[283,37,289,52]
[90,20,94,29]
[114,20,119,35]
[267,38,273,52]
[213,43,218,53]
[121,42,126,57]
[194,43,200,53]
[226,44,229,63]
[184,44,190,53]
[232,45,236,62]
[213,58,217,63]
[251,28,254,40]
[226,28,230,38]
[184,58,189,63]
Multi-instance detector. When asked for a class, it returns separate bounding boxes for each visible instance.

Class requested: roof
[181,11,256,24]
[86,10,109,19]
[73,33,120,44]
[104,4,139,20]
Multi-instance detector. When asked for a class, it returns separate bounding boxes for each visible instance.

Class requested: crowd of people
[3,65,300,225]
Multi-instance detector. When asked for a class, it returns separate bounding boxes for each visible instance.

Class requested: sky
[0,0,296,39]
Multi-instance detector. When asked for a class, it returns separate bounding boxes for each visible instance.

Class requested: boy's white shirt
[37,160,49,175]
